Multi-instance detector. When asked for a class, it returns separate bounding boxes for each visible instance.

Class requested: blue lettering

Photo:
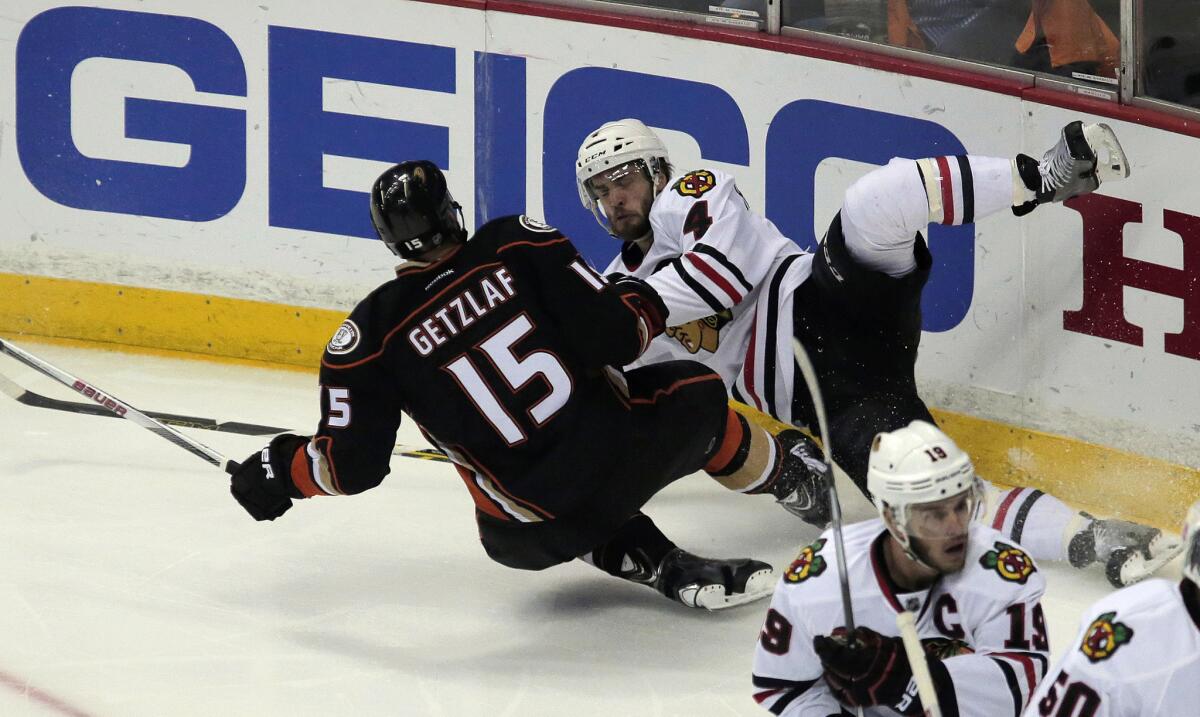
[16,7,247,221]
[765,100,971,331]
[542,68,749,266]
[268,27,454,239]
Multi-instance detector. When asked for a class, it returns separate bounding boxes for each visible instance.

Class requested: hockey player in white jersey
[752,421,1050,716]
[1022,499,1200,716]
[575,117,1180,587]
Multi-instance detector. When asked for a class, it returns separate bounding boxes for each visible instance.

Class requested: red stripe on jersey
[992,488,1024,530]
[996,651,1039,696]
[322,262,505,370]
[685,252,743,304]
[870,532,904,613]
[743,312,763,411]
[936,155,955,225]
[495,237,568,252]
[752,689,782,704]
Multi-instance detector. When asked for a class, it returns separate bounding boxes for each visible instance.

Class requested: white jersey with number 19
[753,519,1049,716]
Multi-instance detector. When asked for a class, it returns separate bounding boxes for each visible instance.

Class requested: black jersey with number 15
[298,215,657,522]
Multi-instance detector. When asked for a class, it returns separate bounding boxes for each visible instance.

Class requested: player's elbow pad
[611,275,667,354]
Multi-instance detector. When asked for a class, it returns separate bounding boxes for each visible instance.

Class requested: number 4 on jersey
[684,201,713,240]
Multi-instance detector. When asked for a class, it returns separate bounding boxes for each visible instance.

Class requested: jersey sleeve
[646,171,767,325]
[751,582,845,716]
[498,217,664,368]
[1022,646,1119,717]
[940,570,1051,717]
[282,301,407,498]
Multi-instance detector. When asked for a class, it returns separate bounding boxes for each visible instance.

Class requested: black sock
[584,513,676,583]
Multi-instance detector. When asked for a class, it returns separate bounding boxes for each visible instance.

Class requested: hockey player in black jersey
[226,160,827,610]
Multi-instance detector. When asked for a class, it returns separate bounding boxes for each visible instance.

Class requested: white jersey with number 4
[752,519,1049,716]
[602,168,810,423]
[1022,578,1200,717]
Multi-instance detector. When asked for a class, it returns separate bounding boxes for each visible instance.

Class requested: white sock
[977,479,1091,562]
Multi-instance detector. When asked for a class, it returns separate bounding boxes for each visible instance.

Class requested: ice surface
[0,341,1155,716]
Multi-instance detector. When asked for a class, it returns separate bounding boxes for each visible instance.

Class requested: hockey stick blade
[1,338,239,473]
[0,359,450,464]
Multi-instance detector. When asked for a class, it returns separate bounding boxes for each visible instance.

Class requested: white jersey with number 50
[753,519,1049,716]
[1022,578,1200,717]
[602,168,810,423]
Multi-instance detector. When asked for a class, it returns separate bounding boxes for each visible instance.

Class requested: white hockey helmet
[575,119,670,233]
[868,420,979,554]
[1182,499,1200,586]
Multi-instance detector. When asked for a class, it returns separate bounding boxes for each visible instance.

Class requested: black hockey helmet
[370,160,467,259]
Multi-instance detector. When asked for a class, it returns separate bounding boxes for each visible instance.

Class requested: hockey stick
[792,338,868,717]
[896,611,942,717]
[791,338,855,633]
[0,362,449,463]
[0,337,239,474]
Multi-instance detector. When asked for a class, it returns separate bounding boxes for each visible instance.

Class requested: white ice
[0,340,1165,716]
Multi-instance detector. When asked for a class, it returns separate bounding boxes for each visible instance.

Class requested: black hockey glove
[813,626,924,715]
[608,273,668,338]
[230,433,309,521]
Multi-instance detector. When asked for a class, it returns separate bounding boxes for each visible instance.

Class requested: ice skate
[654,548,775,610]
[1013,121,1130,215]
[1068,516,1183,588]
[771,430,831,527]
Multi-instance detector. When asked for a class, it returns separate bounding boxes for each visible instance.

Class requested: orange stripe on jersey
[629,373,722,405]
[454,443,555,520]
[289,441,325,498]
[311,435,346,495]
[456,465,508,520]
[495,237,568,252]
[322,262,505,370]
[704,408,745,474]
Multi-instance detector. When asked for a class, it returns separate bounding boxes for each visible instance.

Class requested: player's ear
[881,504,900,533]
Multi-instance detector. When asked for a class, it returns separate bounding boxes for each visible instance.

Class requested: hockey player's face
[906,491,974,573]
[589,163,655,240]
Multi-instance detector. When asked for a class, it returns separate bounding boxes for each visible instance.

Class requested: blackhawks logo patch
[672,170,716,198]
[784,538,827,583]
[979,541,1036,584]
[1080,611,1134,662]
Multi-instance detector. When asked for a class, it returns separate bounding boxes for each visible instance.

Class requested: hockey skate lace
[1039,140,1074,193]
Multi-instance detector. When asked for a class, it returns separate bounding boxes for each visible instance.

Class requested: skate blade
[691,568,776,611]
[1083,123,1131,183]
[1109,537,1184,587]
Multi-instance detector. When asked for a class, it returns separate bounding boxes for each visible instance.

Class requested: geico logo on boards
[17,5,989,331]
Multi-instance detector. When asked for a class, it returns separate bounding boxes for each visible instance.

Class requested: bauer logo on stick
[1079,611,1134,662]
[327,320,361,355]
[979,541,1036,584]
